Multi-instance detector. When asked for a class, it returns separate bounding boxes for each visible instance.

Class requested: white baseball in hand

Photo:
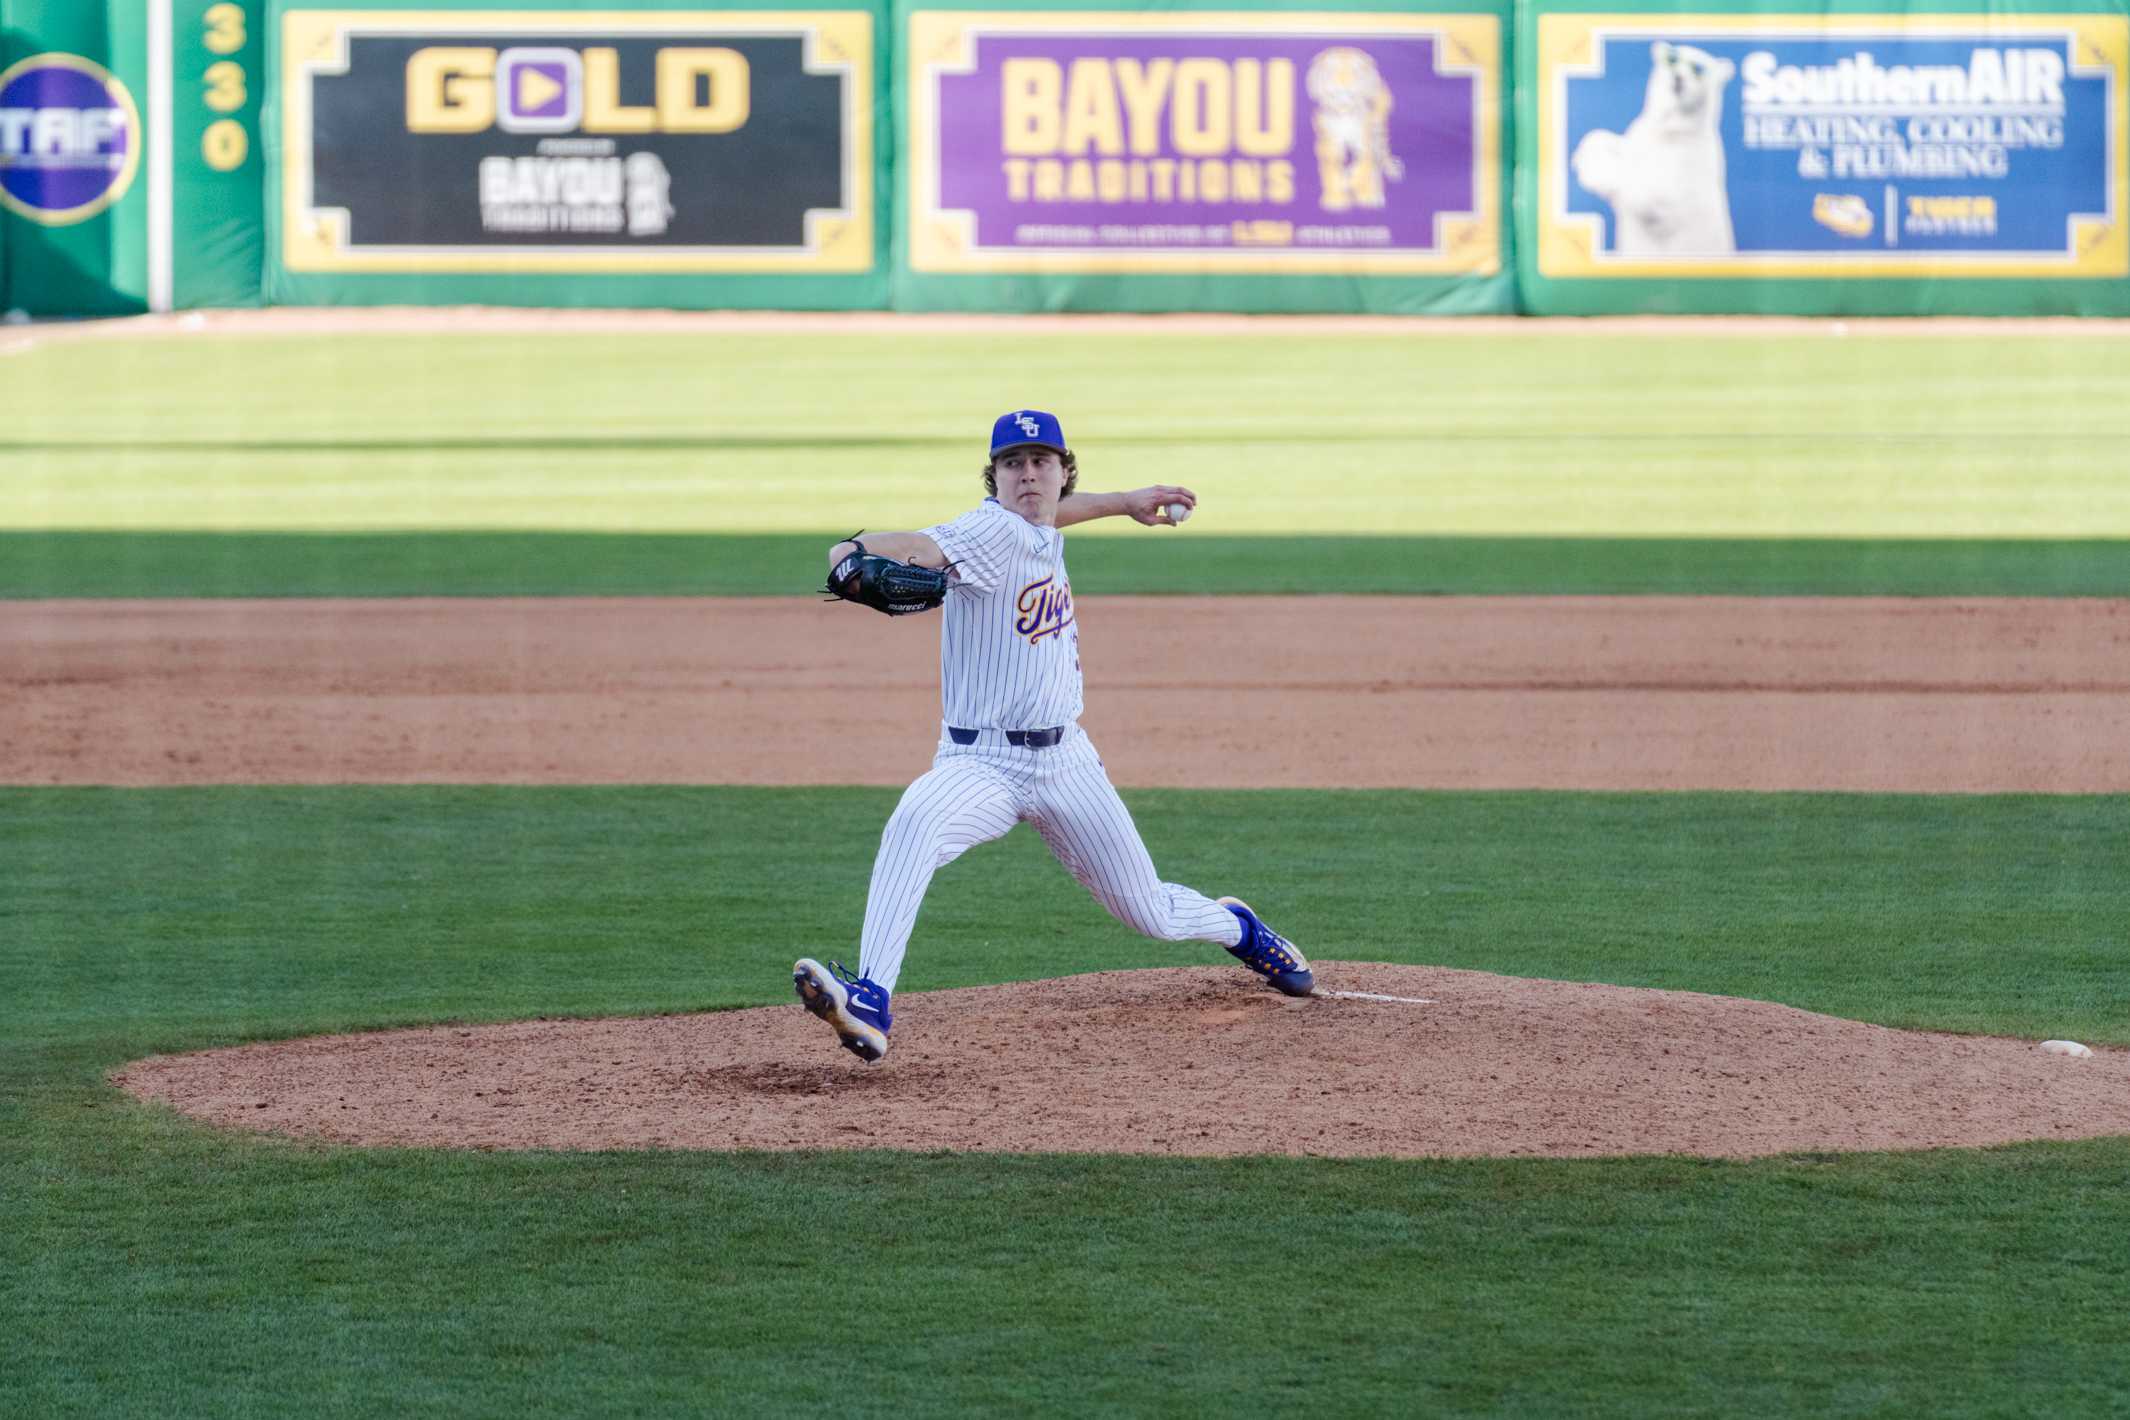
[1165,502,1191,525]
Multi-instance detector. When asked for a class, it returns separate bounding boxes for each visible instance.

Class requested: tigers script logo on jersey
[1014,574,1074,642]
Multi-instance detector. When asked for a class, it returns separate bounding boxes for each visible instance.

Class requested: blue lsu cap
[990,409,1069,459]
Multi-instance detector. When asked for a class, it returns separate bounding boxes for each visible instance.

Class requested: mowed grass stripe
[8,531,2130,597]
[4,330,2128,536]
[4,785,2129,1417]
[7,786,2121,1045]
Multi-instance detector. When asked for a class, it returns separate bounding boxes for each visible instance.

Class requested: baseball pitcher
[799,410,1313,1063]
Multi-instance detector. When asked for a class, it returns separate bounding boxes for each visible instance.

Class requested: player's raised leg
[1029,736,1314,995]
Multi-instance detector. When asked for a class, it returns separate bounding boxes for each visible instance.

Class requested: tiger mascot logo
[1306,47,1404,211]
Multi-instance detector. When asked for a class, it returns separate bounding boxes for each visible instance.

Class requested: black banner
[308,31,848,249]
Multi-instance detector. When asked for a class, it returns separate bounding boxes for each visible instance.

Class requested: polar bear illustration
[1307,47,1404,212]
[1571,41,1736,256]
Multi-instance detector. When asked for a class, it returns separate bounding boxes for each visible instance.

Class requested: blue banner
[1537,15,2127,277]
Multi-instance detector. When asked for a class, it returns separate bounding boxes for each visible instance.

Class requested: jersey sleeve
[925,501,1018,595]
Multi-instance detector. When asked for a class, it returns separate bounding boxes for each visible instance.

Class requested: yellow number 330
[204,2,246,56]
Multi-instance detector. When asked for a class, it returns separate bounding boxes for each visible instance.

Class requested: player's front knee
[883,801,949,846]
[884,806,984,870]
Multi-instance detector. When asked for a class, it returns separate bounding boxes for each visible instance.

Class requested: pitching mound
[112,966,2125,1159]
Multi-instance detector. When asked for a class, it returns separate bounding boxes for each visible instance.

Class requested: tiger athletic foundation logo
[1015,574,1074,642]
[0,53,141,225]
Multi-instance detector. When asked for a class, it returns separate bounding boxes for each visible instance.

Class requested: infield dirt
[8,594,2130,791]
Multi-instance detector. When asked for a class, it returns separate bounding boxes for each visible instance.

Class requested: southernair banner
[1537,12,2127,278]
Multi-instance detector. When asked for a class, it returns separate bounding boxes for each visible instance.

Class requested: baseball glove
[823,535,951,616]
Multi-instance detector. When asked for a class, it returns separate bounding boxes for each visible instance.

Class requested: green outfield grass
[5,329,2129,538]
[8,530,2130,598]
[7,786,2128,1416]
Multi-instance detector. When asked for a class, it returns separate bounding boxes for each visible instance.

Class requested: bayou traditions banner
[278,8,875,272]
[905,10,1501,273]
[1536,13,2128,278]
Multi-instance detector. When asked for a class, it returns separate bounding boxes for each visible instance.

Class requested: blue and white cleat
[1217,898,1315,997]
[793,958,892,1063]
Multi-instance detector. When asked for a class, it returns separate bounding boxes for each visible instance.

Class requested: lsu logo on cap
[0,53,141,225]
[990,409,1068,456]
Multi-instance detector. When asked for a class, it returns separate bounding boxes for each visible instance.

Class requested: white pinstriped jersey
[925,497,1082,730]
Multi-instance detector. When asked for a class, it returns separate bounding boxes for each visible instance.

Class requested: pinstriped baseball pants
[857,725,1245,994]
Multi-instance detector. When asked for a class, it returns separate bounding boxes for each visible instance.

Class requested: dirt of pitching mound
[111,965,2127,1160]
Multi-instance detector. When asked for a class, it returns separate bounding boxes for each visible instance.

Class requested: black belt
[948,725,1067,749]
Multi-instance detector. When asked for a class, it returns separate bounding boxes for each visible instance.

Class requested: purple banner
[932,29,1478,254]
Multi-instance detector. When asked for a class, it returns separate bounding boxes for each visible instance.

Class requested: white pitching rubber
[1311,988,1436,1005]
[2038,1039,2094,1058]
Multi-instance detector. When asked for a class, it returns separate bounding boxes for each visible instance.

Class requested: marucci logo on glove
[824,537,952,617]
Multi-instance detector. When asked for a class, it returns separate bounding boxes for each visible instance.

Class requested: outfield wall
[3,0,2125,313]
[0,0,264,313]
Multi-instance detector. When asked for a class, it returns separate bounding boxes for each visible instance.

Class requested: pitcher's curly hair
[983,449,1078,498]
